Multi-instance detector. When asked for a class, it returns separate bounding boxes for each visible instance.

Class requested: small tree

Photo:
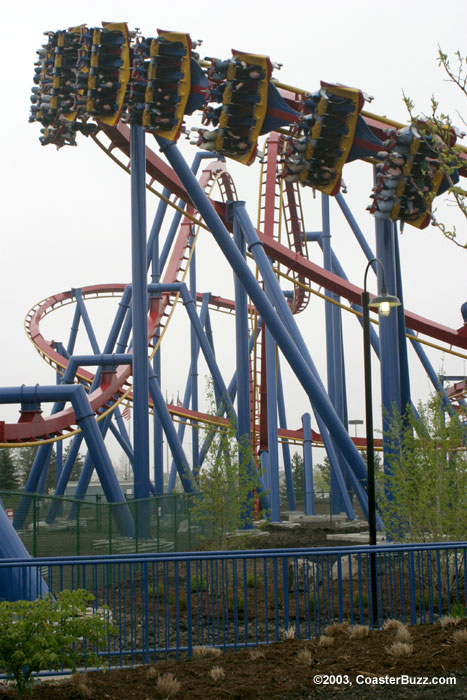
[379,394,467,542]
[0,448,22,491]
[291,452,304,495]
[190,387,263,548]
[0,589,114,699]
[314,451,382,494]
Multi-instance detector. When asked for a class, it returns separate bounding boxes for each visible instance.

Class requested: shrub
[297,648,312,665]
[324,621,349,636]
[192,645,221,658]
[0,590,114,699]
[348,625,370,639]
[440,615,461,628]
[453,628,467,644]
[383,619,405,631]
[155,672,181,698]
[386,641,413,657]
[449,601,465,619]
[318,635,334,647]
[394,626,411,642]
[249,648,265,660]
[209,665,225,681]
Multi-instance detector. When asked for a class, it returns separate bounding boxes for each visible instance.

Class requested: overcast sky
[1,0,466,462]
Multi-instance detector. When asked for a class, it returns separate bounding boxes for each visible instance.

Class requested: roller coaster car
[369,125,449,229]
[285,82,364,195]
[208,50,273,165]
[58,25,92,124]
[86,22,130,127]
[142,30,192,141]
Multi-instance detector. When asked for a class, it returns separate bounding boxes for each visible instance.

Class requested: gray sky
[1,0,466,460]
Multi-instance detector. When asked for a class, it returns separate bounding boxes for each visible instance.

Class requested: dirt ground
[1,521,465,700]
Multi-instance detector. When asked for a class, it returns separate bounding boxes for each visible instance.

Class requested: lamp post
[348,418,363,438]
[362,257,400,627]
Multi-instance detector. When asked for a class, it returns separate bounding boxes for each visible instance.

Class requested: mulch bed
[0,619,465,699]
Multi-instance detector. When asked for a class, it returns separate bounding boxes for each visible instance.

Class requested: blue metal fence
[0,541,465,671]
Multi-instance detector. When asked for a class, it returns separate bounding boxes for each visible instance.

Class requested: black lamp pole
[361,258,400,628]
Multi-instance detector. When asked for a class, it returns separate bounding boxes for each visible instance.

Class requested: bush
[0,589,114,699]
[380,395,467,542]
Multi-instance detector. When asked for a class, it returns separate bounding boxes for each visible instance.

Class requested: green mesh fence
[0,491,203,557]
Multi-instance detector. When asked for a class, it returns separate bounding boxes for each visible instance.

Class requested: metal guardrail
[0,541,465,671]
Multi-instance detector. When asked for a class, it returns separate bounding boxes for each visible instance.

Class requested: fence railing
[0,491,202,557]
[0,541,465,671]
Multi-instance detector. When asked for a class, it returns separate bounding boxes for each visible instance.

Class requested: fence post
[186,559,193,656]
[108,503,112,555]
[96,494,101,531]
[135,499,139,554]
[32,495,37,557]
[76,500,80,556]
[408,550,417,626]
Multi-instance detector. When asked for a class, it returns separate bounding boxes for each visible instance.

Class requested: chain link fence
[0,490,203,557]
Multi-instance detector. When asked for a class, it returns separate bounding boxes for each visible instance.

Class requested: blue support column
[393,226,411,414]
[67,303,81,356]
[322,194,347,514]
[232,203,255,526]
[1,385,134,536]
[302,413,314,515]
[167,294,210,490]
[73,288,100,354]
[150,188,165,495]
[155,139,380,527]
[374,218,402,455]
[0,505,49,600]
[265,326,280,522]
[147,367,198,494]
[130,125,150,521]
[234,203,356,520]
[189,236,200,474]
[277,359,296,511]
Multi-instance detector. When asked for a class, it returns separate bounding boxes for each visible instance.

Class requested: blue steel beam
[322,194,347,514]
[72,288,101,355]
[155,139,380,526]
[265,325,280,522]
[302,413,314,515]
[150,283,236,419]
[234,203,357,520]
[0,504,48,601]
[1,385,134,536]
[147,367,197,494]
[276,359,296,511]
[149,191,165,494]
[233,206,255,526]
[189,234,200,474]
[374,218,402,453]
[167,293,210,490]
[130,124,150,516]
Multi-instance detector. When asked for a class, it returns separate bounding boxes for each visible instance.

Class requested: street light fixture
[362,257,401,627]
[348,418,363,438]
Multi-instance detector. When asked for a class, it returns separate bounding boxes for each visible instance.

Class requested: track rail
[3,121,465,445]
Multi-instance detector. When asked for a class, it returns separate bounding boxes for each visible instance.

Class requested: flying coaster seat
[86,22,130,126]
[283,82,364,194]
[369,125,451,229]
[29,31,58,127]
[142,30,193,141]
[205,50,272,165]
